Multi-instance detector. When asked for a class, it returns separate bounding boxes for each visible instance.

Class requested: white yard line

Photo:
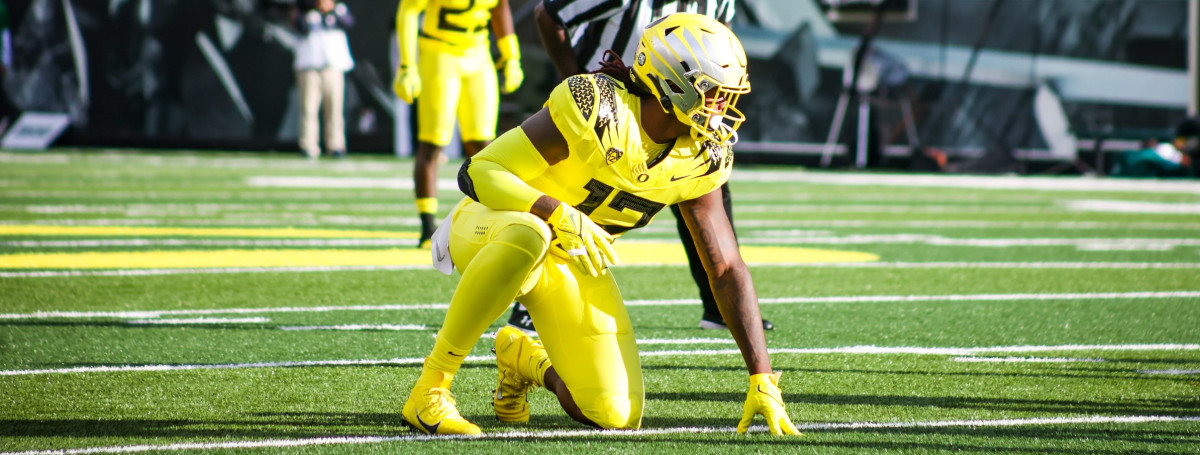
[732,170,1200,194]
[2,291,1196,320]
[126,318,269,325]
[730,219,1200,230]
[4,262,1200,278]
[741,234,1200,249]
[279,324,427,331]
[0,239,416,247]
[951,357,1105,363]
[3,344,1195,376]
[1,415,1198,454]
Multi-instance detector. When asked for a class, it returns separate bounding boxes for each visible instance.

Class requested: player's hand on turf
[393,66,421,103]
[738,372,801,436]
[547,203,616,277]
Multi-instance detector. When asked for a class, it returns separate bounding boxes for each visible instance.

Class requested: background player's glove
[393,66,421,103]
[547,203,616,277]
[737,372,801,436]
[496,34,524,94]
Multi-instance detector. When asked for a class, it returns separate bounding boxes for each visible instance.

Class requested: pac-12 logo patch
[605,147,624,165]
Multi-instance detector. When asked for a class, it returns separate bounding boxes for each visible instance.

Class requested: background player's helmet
[633,13,751,145]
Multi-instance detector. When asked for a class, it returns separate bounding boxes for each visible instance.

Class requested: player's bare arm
[520,107,570,220]
[534,2,583,79]
[678,191,772,376]
[489,0,514,36]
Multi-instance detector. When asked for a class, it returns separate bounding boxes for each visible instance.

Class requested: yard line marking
[732,219,1200,230]
[5,261,1200,278]
[279,324,427,331]
[0,265,428,278]
[1067,199,1200,214]
[244,176,460,191]
[736,204,1053,214]
[0,303,451,320]
[951,357,1105,363]
[747,262,1200,269]
[0,225,412,238]
[2,415,1198,454]
[741,234,1200,249]
[3,291,1197,320]
[734,170,1200,194]
[3,344,1195,376]
[1139,369,1200,375]
[636,338,736,345]
[0,356,488,376]
[1,239,418,247]
[126,318,269,325]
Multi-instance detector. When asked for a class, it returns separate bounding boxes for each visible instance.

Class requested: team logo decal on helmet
[632,13,751,145]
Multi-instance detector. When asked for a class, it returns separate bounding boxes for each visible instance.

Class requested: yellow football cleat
[492,325,543,422]
[402,386,482,435]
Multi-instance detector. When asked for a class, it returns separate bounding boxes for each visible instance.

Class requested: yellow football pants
[440,198,644,429]
[417,39,499,146]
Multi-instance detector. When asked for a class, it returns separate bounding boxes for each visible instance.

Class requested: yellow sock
[527,344,551,388]
[423,336,473,380]
[415,197,438,215]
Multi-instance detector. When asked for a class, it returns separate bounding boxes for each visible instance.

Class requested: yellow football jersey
[531,74,733,236]
[418,0,498,52]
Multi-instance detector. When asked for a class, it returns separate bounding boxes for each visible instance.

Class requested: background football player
[393,0,524,248]
[401,14,800,436]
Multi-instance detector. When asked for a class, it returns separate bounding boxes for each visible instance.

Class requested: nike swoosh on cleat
[416,415,441,434]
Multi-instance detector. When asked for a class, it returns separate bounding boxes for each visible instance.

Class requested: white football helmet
[633,13,751,145]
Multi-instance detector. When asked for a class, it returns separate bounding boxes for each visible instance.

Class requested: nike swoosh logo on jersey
[416,415,441,434]
[670,174,693,182]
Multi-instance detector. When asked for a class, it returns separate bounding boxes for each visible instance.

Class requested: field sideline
[1,150,1198,454]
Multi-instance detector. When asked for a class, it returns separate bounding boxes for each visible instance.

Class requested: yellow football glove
[393,66,421,103]
[496,34,524,94]
[547,203,616,277]
[737,372,801,436]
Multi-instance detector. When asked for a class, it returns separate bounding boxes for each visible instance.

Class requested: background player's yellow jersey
[532,74,733,236]
[419,0,498,52]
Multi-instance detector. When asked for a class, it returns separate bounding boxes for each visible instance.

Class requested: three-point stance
[393,0,524,248]
[402,14,799,436]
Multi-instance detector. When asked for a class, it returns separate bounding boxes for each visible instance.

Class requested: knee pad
[581,391,643,430]
[492,212,552,262]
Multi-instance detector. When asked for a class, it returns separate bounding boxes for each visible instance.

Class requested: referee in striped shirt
[501,0,773,332]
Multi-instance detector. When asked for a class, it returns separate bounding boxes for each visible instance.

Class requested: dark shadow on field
[639,364,1197,382]
[647,391,1200,417]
